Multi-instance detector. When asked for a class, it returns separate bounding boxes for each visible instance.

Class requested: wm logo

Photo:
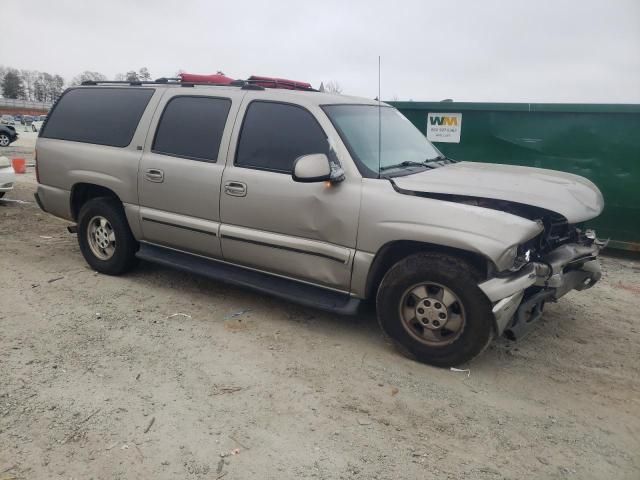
[429,116,458,126]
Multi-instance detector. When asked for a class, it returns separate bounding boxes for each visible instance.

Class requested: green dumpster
[389,102,640,251]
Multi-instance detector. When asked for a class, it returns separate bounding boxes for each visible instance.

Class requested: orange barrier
[12,158,26,174]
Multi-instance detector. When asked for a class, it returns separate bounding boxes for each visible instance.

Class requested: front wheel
[376,252,494,367]
[0,133,10,147]
[77,197,139,275]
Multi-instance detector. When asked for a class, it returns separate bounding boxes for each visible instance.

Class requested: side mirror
[292,153,345,183]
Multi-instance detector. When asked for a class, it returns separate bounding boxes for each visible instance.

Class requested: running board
[136,243,361,315]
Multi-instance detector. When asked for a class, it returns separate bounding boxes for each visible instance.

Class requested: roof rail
[81,79,182,86]
[80,77,318,92]
[79,79,260,89]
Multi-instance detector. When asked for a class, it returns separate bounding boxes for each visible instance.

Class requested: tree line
[0,66,154,103]
[2,66,345,102]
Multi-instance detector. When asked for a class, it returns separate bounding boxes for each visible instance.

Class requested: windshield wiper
[426,154,458,164]
[379,160,435,172]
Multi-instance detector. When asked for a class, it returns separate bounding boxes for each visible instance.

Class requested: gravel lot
[1,144,639,479]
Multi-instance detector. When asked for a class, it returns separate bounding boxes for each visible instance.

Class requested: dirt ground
[1,149,639,479]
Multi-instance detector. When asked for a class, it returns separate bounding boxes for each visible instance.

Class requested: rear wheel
[77,197,138,275]
[376,252,494,367]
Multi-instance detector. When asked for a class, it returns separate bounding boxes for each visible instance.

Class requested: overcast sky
[2,0,639,102]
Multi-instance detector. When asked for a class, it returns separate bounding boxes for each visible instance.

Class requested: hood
[392,162,604,223]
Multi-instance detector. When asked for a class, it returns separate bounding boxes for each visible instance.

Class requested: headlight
[510,248,531,272]
[0,156,10,168]
[498,245,532,272]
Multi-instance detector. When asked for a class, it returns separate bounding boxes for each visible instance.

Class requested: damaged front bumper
[479,239,605,339]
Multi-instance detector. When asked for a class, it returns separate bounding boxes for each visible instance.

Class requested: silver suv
[35,79,605,367]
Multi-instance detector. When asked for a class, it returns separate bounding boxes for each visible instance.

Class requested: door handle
[224,181,247,197]
[144,168,164,183]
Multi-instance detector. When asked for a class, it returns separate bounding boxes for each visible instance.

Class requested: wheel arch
[363,240,495,300]
[70,183,122,221]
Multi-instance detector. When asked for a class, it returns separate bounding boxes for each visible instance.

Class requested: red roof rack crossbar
[247,75,313,90]
[179,73,235,85]
[176,73,315,91]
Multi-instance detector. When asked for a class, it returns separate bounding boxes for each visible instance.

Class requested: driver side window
[235,101,329,174]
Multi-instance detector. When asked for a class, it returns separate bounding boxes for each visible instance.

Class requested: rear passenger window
[236,101,329,173]
[153,96,231,162]
[41,87,154,147]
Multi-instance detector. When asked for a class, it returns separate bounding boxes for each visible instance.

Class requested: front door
[219,98,361,290]
[138,91,241,257]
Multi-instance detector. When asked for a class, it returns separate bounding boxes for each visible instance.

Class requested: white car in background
[0,156,16,198]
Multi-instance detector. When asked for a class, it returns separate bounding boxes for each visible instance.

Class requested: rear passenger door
[138,90,241,257]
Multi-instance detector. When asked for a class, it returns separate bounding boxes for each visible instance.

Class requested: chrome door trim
[220,224,352,264]
[221,234,344,263]
[139,206,220,236]
[142,217,217,236]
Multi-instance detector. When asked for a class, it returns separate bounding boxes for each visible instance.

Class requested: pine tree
[2,70,25,99]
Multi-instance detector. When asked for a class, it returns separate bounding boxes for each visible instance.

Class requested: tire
[376,252,494,367]
[0,133,10,147]
[77,197,138,275]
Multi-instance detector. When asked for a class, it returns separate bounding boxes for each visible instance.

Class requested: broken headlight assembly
[496,244,533,273]
[510,247,532,272]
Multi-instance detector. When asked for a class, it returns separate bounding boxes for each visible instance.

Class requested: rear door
[138,89,242,257]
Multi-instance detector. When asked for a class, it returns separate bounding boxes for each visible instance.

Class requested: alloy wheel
[399,282,466,346]
[87,216,116,260]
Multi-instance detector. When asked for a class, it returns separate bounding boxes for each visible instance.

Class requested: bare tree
[0,66,7,88]
[0,66,66,102]
[138,67,151,81]
[114,68,152,82]
[33,72,64,102]
[324,81,343,94]
[50,75,65,101]
[34,79,47,102]
[20,70,39,100]
[71,71,107,86]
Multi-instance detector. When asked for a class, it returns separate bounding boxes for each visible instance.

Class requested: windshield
[322,104,443,177]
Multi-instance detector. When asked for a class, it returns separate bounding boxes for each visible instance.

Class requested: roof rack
[80,76,318,92]
[80,78,246,88]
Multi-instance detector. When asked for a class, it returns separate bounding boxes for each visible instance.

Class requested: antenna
[378,55,381,178]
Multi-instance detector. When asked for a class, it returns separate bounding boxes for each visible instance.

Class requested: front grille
[538,214,574,253]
